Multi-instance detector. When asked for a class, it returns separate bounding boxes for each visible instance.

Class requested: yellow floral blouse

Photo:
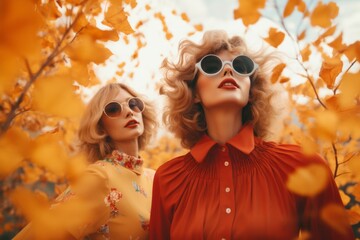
[14,150,154,240]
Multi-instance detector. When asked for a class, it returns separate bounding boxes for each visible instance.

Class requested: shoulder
[155,153,191,176]
[255,139,328,167]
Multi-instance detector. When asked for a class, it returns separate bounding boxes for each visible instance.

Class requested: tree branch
[0,8,84,136]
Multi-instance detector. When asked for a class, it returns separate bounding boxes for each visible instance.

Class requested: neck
[204,107,242,145]
[113,140,139,157]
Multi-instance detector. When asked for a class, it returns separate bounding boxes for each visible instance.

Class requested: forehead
[215,50,239,60]
[106,87,134,103]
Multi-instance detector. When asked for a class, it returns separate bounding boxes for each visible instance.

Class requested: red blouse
[150,124,354,240]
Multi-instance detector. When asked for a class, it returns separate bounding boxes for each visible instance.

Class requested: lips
[218,78,240,88]
[125,119,139,128]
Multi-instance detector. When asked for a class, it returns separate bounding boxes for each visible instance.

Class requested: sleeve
[13,163,111,240]
[149,170,172,240]
[299,156,355,240]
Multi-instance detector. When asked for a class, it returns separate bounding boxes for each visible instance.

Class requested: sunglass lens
[233,56,255,74]
[105,102,122,117]
[201,55,222,74]
[128,98,144,113]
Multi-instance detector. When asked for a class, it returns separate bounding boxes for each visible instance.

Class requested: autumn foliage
[0,0,359,238]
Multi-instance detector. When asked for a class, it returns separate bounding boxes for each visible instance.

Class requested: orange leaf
[264,28,285,48]
[314,26,337,45]
[338,72,360,108]
[321,203,352,235]
[181,13,190,22]
[102,0,134,34]
[233,0,266,26]
[287,163,328,196]
[279,77,290,83]
[40,0,62,20]
[33,75,85,118]
[310,2,339,28]
[319,56,343,89]
[343,41,360,62]
[0,127,30,178]
[283,0,301,18]
[297,30,306,41]
[328,33,346,52]
[124,0,137,9]
[194,24,203,31]
[65,35,112,64]
[347,207,360,225]
[300,44,311,62]
[339,190,350,206]
[270,63,286,83]
[312,110,339,141]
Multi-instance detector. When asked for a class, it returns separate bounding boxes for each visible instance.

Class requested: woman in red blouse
[150,30,354,239]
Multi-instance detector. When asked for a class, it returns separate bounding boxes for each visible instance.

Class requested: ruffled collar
[105,150,143,175]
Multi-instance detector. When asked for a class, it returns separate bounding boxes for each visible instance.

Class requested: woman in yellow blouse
[14,83,158,239]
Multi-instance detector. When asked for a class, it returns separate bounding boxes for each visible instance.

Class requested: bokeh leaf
[287,163,328,196]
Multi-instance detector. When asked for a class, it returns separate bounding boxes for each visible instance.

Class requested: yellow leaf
[319,55,343,89]
[270,63,286,83]
[32,75,85,118]
[321,203,351,235]
[264,28,285,48]
[287,163,328,196]
[65,35,112,64]
[233,0,266,26]
[102,0,134,34]
[338,72,360,108]
[310,2,339,28]
[181,13,190,22]
[300,44,311,62]
[0,127,30,178]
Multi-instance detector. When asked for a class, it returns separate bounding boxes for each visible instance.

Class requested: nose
[223,63,233,76]
[122,103,134,117]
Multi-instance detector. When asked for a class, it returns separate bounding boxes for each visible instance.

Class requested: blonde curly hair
[160,30,280,149]
[78,83,158,162]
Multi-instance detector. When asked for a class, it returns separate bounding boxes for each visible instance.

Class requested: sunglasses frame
[194,54,259,78]
[103,97,145,118]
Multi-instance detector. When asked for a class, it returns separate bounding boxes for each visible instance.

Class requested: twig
[0,8,84,136]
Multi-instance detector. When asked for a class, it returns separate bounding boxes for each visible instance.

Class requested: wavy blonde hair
[160,30,280,149]
[78,83,157,162]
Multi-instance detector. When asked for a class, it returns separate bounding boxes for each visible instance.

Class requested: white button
[224,161,229,166]
[225,187,230,193]
[221,146,226,152]
[226,208,231,214]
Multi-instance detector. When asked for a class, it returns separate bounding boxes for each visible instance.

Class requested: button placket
[218,145,235,239]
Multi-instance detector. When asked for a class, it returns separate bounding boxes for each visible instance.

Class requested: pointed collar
[105,150,143,175]
[190,123,255,163]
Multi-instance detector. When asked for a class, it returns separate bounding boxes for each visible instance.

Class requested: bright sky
[88,0,360,105]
